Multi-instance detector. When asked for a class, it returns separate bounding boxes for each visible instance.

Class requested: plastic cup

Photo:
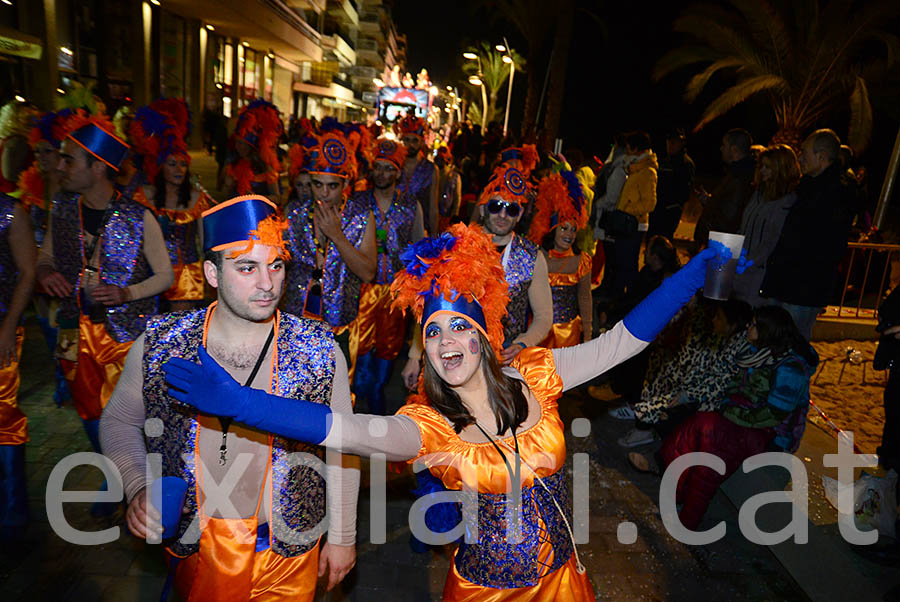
[150,476,188,539]
[703,231,745,300]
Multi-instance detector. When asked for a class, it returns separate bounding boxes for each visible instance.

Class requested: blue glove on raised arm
[162,346,333,444]
[623,244,747,342]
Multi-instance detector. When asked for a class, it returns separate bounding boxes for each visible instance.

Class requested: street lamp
[495,44,506,52]
[499,37,515,137]
[463,51,488,130]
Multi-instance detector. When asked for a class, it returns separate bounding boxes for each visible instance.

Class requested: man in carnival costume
[35,114,174,452]
[162,222,745,600]
[131,98,214,311]
[351,137,425,414]
[101,195,359,600]
[0,192,36,540]
[403,150,551,386]
[283,125,377,371]
[397,114,439,235]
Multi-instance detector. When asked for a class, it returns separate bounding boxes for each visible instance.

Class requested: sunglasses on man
[486,199,521,218]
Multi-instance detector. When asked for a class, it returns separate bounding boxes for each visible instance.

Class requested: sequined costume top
[282,197,317,317]
[397,348,591,597]
[321,191,372,327]
[400,158,435,232]
[371,189,417,285]
[143,306,336,558]
[502,235,539,344]
[50,192,157,342]
[0,194,18,320]
[549,253,591,324]
[134,187,213,268]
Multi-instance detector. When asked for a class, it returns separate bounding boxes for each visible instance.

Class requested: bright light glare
[502,55,513,64]
[462,52,478,60]
[467,76,482,86]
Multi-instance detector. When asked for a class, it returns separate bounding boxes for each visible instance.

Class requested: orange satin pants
[350,283,407,362]
[165,261,205,301]
[0,327,27,445]
[67,317,133,421]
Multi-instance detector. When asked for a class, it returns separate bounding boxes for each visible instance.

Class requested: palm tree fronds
[652,46,726,81]
[848,75,873,153]
[695,74,787,131]
[684,57,746,102]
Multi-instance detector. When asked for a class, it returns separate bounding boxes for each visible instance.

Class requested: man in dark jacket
[693,128,755,245]
[760,129,855,339]
[649,129,695,240]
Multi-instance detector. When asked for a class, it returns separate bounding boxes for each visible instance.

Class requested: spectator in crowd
[694,128,756,245]
[606,131,658,300]
[649,129,695,241]
[629,305,817,529]
[617,298,752,448]
[733,145,801,307]
[760,129,856,339]
[590,235,678,405]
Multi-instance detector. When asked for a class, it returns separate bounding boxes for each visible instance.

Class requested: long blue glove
[623,245,752,342]
[162,346,333,444]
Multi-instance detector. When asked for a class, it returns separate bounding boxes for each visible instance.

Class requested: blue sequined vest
[143,307,336,558]
[50,193,157,342]
[503,235,538,343]
[400,158,434,231]
[283,198,317,316]
[454,468,574,588]
[321,191,371,328]
[372,190,416,285]
[0,194,18,321]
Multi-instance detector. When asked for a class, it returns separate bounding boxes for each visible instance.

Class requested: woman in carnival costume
[164,222,745,600]
[131,98,214,311]
[528,169,593,348]
[224,99,283,197]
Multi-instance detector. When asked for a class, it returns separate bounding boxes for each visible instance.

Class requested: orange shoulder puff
[396,398,456,462]
[511,347,563,404]
[576,252,592,279]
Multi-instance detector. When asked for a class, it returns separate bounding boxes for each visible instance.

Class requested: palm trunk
[542,0,575,147]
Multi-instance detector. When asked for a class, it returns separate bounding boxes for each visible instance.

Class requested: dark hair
[85,153,118,181]
[540,228,580,254]
[624,131,651,152]
[423,331,529,435]
[153,168,192,210]
[724,128,753,157]
[203,249,224,270]
[646,235,679,273]
[717,298,753,333]
[753,306,818,366]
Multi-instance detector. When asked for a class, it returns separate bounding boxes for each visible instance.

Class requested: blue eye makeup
[425,323,441,339]
[449,317,473,331]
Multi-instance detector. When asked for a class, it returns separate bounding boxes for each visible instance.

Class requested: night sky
[395,0,900,189]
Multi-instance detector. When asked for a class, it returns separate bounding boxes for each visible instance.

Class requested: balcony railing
[357,38,379,53]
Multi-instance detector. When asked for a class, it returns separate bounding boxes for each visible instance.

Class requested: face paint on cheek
[468,338,479,355]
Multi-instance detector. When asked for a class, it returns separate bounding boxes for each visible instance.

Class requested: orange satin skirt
[68,317,133,421]
[165,261,205,301]
[350,283,406,362]
[539,317,583,349]
[173,521,320,602]
[443,552,595,601]
[0,327,27,445]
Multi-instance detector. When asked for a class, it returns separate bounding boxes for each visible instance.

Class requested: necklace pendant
[219,447,227,466]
